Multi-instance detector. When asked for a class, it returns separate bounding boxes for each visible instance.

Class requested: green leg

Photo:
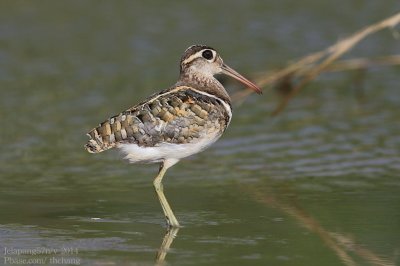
[153,159,180,228]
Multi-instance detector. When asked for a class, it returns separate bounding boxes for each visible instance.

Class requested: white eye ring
[202,49,214,61]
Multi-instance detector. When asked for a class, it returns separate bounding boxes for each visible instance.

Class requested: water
[1,1,399,265]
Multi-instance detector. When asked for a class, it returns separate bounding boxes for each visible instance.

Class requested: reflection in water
[156,227,179,264]
[243,183,395,266]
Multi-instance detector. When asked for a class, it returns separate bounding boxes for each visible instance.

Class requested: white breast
[118,132,222,164]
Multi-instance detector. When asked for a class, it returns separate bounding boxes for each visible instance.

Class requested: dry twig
[234,12,400,115]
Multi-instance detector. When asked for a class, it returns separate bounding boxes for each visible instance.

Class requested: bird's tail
[84,120,117,153]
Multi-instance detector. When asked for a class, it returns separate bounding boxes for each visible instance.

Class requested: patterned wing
[85,86,231,153]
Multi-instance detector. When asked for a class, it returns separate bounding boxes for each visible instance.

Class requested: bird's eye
[202,50,213,60]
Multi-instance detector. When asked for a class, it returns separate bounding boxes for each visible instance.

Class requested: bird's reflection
[155,227,179,264]
[153,180,394,266]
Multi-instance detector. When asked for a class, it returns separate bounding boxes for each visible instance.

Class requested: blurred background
[0,1,399,265]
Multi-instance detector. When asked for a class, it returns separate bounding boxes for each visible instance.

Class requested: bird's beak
[221,64,262,94]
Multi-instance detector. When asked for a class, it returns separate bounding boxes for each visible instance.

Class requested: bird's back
[85,85,232,159]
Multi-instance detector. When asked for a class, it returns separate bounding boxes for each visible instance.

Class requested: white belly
[117,133,222,164]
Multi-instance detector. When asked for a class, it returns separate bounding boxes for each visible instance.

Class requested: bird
[85,45,261,228]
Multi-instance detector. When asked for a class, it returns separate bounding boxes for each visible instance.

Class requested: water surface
[0,1,399,265]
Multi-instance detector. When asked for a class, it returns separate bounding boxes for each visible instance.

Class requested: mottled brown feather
[85,86,231,153]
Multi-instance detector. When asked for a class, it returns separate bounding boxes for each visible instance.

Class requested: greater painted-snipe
[85,45,261,228]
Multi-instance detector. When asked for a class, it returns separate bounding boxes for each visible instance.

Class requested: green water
[1,1,399,265]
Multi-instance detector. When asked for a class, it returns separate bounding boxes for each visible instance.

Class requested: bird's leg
[153,159,180,228]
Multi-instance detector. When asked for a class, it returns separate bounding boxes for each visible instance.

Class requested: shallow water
[1,1,399,265]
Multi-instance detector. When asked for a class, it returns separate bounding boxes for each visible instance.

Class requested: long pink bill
[221,64,262,94]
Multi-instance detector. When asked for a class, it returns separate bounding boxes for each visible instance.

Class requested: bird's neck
[177,71,231,104]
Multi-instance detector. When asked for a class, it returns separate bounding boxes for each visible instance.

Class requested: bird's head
[180,45,262,94]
